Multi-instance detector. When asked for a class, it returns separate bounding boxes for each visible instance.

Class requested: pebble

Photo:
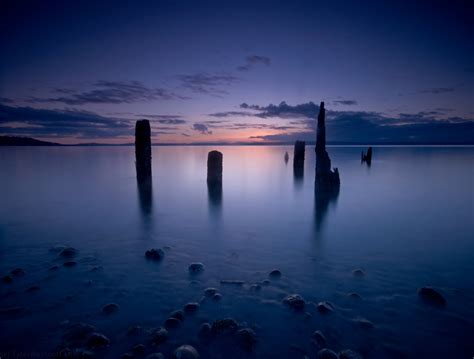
[152,327,168,345]
[145,248,165,261]
[2,275,13,284]
[122,353,134,359]
[102,303,119,315]
[146,354,165,359]
[198,322,212,340]
[59,247,77,258]
[133,344,146,355]
[127,325,142,336]
[63,322,96,344]
[11,268,26,277]
[211,318,239,335]
[204,287,218,297]
[49,265,60,271]
[213,293,222,301]
[317,348,339,359]
[26,285,40,293]
[269,269,282,278]
[183,302,200,314]
[312,330,327,348]
[236,328,257,350]
[353,317,374,330]
[339,349,363,359]
[87,332,110,348]
[317,301,335,314]
[352,268,365,277]
[63,261,77,267]
[188,262,204,274]
[165,317,181,329]
[170,309,185,321]
[283,294,306,310]
[173,345,200,359]
[347,292,361,299]
[418,287,446,307]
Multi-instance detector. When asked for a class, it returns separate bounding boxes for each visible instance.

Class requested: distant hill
[0,136,62,146]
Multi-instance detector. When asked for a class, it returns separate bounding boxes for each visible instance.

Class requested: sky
[0,0,473,144]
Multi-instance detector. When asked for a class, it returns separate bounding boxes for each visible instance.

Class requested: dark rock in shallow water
[213,293,222,301]
[63,261,77,267]
[317,301,335,314]
[211,318,239,335]
[2,275,13,283]
[347,292,362,299]
[59,247,77,258]
[352,268,365,277]
[283,294,306,310]
[312,330,327,348]
[317,348,339,359]
[269,269,282,278]
[170,309,185,321]
[339,349,363,359]
[127,325,142,336]
[63,322,97,345]
[188,262,204,274]
[87,332,110,348]
[198,322,212,340]
[0,306,25,319]
[133,344,146,355]
[204,287,218,297]
[183,302,200,313]
[418,287,446,307]
[122,353,134,359]
[145,248,164,261]
[101,303,119,315]
[173,345,200,359]
[353,317,374,330]
[11,268,26,277]
[49,265,60,271]
[151,327,168,345]
[165,317,181,329]
[26,285,40,293]
[236,328,257,350]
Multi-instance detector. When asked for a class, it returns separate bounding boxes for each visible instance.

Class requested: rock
[339,349,363,359]
[283,294,306,311]
[353,317,374,330]
[133,344,146,355]
[151,327,168,345]
[207,150,223,184]
[198,322,212,340]
[188,262,204,274]
[347,292,361,299]
[249,284,262,292]
[145,248,164,261]
[317,348,339,359]
[2,275,13,283]
[211,318,239,335]
[204,287,218,297]
[87,332,110,348]
[352,268,365,277]
[173,345,199,359]
[236,328,257,350]
[317,301,335,314]
[11,268,26,277]
[212,293,222,301]
[59,247,77,258]
[262,280,270,286]
[418,287,446,307]
[26,285,40,293]
[269,269,282,278]
[63,322,96,344]
[122,353,134,359]
[312,330,327,348]
[146,354,165,359]
[127,325,142,336]
[183,302,200,314]
[49,265,60,271]
[102,303,119,315]
[170,309,185,321]
[63,261,77,267]
[165,317,181,329]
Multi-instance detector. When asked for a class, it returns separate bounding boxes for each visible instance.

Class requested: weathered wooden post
[293,140,305,167]
[361,146,373,165]
[135,120,152,180]
[207,150,223,184]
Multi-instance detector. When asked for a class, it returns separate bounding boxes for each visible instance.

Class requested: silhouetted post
[135,120,152,180]
[293,140,305,167]
[361,146,372,165]
[315,102,340,189]
[207,150,223,184]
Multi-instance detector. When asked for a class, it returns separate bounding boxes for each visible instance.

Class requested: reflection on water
[207,180,223,217]
[314,179,340,232]
[137,176,153,217]
[293,164,304,189]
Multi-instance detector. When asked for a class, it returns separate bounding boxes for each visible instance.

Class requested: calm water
[0,146,473,358]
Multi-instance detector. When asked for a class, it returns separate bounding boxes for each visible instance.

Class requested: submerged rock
[213,293,222,301]
[0,306,25,319]
[188,262,204,274]
[11,268,26,277]
[236,328,257,350]
[87,332,110,348]
[101,303,119,315]
[283,294,306,310]
[312,330,327,348]
[211,318,239,335]
[63,322,97,344]
[151,327,168,345]
[26,285,40,293]
[145,248,164,261]
[269,269,282,278]
[183,302,200,313]
[165,317,181,329]
[133,344,146,355]
[317,301,335,314]
[173,345,200,359]
[63,261,77,267]
[352,268,365,277]
[347,292,362,299]
[353,317,374,330]
[127,325,142,336]
[2,275,13,283]
[317,348,339,359]
[220,280,244,285]
[418,287,446,307]
[170,309,185,321]
[339,349,363,359]
[198,322,212,340]
[204,287,218,297]
[49,265,60,271]
[59,247,77,258]
[146,354,165,359]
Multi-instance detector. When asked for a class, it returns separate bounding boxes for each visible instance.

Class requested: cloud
[420,87,455,94]
[192,123,212,134]
[333,99,358,106]
[240,101,320,118]
[177,73,239,96]
[208,111,254,118]
[28,81,189,105]
[0,97,14,104]
[237,55,271,71]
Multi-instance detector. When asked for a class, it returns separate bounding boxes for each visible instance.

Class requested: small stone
[269,269,282,278]
[212,293,222,301]
[87,332,110,348]
[188,262,204,274]
[249,284,262,291]
[152,327,168,345]
[173,345,199,359]
[283,294,306,310]
[317,348,339,359]
[49,265,60,271]
[339,349,363,359]
[127,325,142,336]
[63,322,96,344]
[198,322,211,340]
[317,301,335,314]
[183,302,200,314]
[63,261,77,267]
[165,317,181,329]
[236,328,257,350]
[353,317,374,330]
[146,354,165,359]
[59,247,77,258]
[418,287,446,307]
[170,309,185,321]
[145,248,164,261]
[211,318,238,335]
[352,268,365,277]
[11,268,26,277]
[26,285,40,293]
[102,302,119,315]
[312,330,326,348]
[347,292,361,299]
[204,287,218,297]
[2,275,13,284]
[133,344,146,355]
